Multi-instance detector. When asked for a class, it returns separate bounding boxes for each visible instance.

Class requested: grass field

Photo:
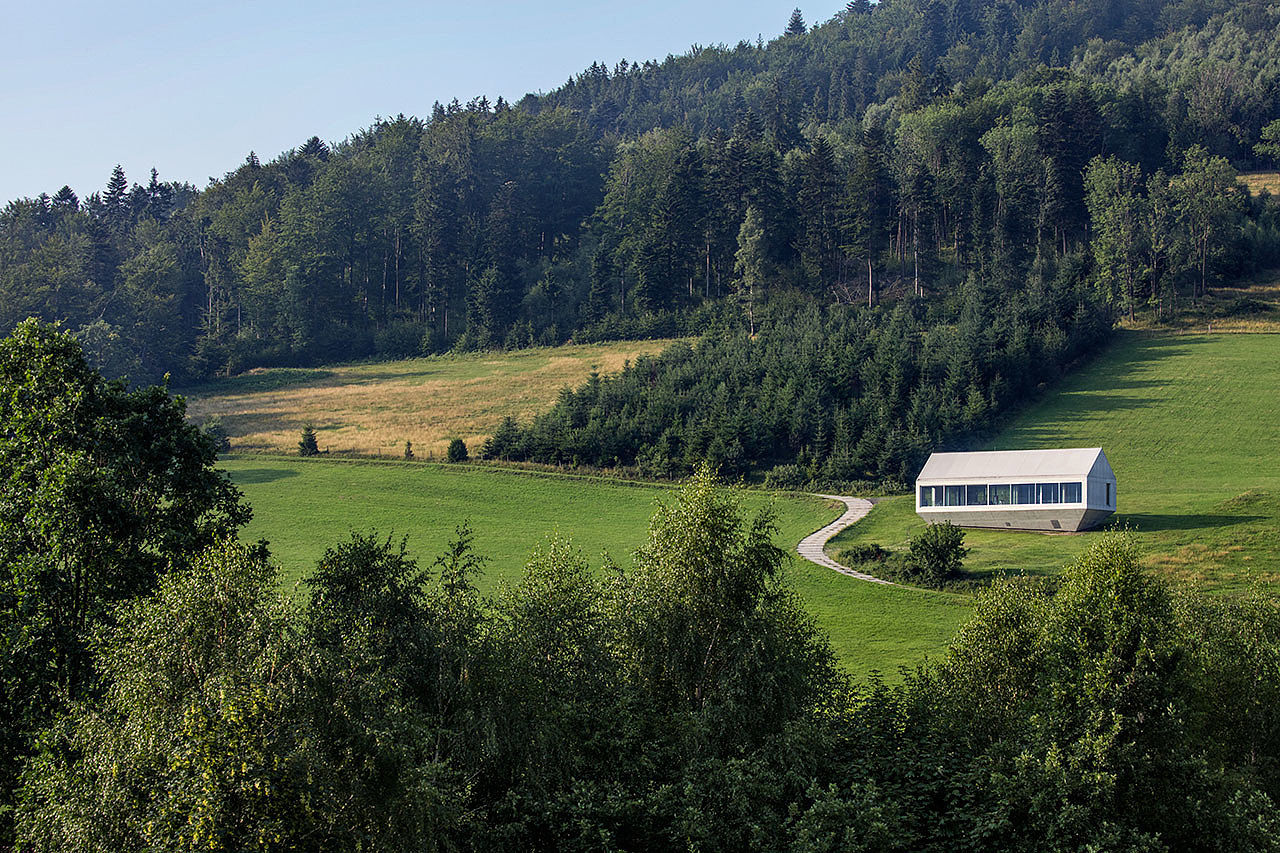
[184,340,675,458]
[224,457,969,678]
[831,331,1280,590]
[213,328,1280,678]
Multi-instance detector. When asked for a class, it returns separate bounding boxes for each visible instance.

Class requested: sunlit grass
[184,340,677,458]
[224,456,968,679]
[1241,170,1280,197]
[830,331,1280,591]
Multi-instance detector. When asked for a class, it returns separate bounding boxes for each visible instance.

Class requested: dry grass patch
[185,340,677,457]
[1241,171,1280,197]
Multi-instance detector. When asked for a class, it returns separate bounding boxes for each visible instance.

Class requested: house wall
[916,475,1116,532]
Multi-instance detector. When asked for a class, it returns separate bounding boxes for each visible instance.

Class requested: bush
[905,522,968,583]
[374,320,427,359]
[763,464,807,489]
[403,440,414,460]
[299,424,320,457]
[839,543,890,565]
[446,438,468,463]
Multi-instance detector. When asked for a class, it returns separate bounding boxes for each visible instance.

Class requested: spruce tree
[299,424,320,456]
[786,8,806,36]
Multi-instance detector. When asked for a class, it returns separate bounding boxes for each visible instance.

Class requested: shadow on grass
[182,368,337,396]
[230,468,301,485]
[1116,511,1269,532]
[994,333,1213,448]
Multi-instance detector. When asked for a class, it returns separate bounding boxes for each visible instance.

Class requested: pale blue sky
[2,1,838,203]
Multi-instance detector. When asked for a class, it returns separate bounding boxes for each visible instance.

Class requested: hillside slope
[832,330,1280,588]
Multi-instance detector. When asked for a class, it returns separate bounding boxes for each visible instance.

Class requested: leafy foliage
[905,521,969,583]
[0,320,248,842]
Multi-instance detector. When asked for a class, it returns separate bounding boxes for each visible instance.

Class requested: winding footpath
[796,495,896,585]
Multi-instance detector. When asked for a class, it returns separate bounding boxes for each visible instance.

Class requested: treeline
[481,290,1112,482]
[2,0,1280,386]
[3,324,1279,851]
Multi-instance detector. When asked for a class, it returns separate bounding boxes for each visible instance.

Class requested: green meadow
[224,457,968,678]
[832,331,1280,590]
[221,329,1279,678]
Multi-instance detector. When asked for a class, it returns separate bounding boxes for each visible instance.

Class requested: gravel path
[796,495,896,585]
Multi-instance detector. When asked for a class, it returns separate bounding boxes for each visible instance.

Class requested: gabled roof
[917,448,1113,481]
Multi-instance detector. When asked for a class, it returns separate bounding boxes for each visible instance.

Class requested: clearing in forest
[184,339,676,459]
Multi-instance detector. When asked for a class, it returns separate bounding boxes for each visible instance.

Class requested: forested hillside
[3,0,1280,476]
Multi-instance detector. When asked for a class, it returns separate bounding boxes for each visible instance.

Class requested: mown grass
[184,340,676,459]
[224,457,968,678]
[831,331,1280,591]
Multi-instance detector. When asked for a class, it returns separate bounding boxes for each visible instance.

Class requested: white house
[915,447,1116,532]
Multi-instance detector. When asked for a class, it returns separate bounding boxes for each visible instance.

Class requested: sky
[1,1,839,204]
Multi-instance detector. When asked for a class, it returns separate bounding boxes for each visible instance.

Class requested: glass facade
[919,481,1086,507]
[1037,483,1061,504]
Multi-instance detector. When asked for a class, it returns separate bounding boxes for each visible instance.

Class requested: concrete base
[916,506,1114,532]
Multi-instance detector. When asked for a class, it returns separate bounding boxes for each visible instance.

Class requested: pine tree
[786,8,806,36]
[101,165,131,231]
[298,136,329,161]
[50,186,79,215]
[299,424,320,456]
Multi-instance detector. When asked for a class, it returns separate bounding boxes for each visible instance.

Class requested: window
[990,484,1012,505]
[920,486,934,507]
[944,485,964,506]
[1038,482,1061,504]
[1106,482,1112,506]
[1062,482,1082,503]
[1013,483,1036,504]
[966,484,988,505]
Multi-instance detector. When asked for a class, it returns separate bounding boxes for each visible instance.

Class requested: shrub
[839,543,889,565]
[403,440,414,460]
[446,438,468,463]
[763,464,807,489]
[905,522,968,583]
